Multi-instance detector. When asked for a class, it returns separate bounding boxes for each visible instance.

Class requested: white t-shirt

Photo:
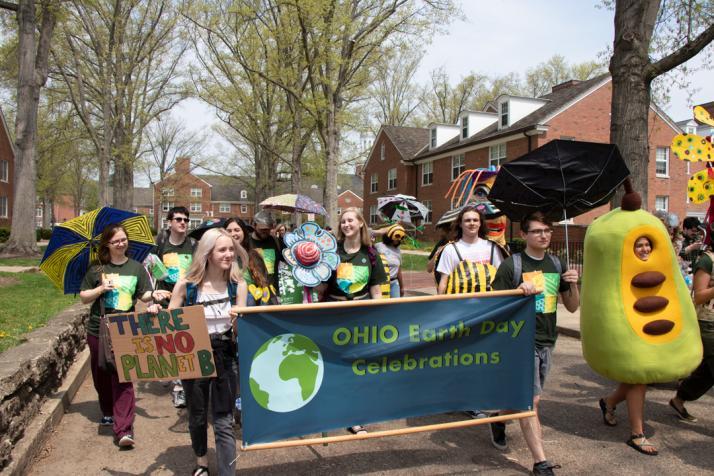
[436,239,503,277]
[375,242,401,280]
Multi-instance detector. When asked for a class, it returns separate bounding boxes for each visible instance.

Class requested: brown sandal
[626,434,658,456]
[599,398,617,426]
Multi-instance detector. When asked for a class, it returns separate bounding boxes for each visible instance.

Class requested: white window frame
[0,196,7,218]
[337,207,342,215]
[162,201,174,212]
[655,195,669,211]
[461,116,468,139]
[422,161,433,186]
[380,143,385,161]
[489,143,507,168]
[0,160,8,182]
[189,218,202,229]
[370,173,378,193]
[219,203,230,213]
[190,187,202,197]
[423,200,432,224]
[240,204,248,214]
[656,147,669,178]
[36,206,43,218]
[500,101,509,128]
[451,154,465,181]
[369,204,379,225]
[430,128,436,148]
[240,190,248,199]
[190,202,202,212]
[162,187,175,197]
[387,168,397,190]
[148,207,154,216]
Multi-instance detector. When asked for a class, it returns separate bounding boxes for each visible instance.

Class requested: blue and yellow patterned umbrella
[40,207,155,294]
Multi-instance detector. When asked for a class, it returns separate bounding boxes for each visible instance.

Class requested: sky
[173,0,714,147]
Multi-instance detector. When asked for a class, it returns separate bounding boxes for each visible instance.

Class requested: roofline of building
[0,105,16,157]
[361,126,385,172]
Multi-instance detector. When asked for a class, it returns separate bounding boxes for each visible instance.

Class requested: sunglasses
[172,217,189,223]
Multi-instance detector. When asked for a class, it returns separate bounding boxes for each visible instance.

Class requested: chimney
[176,157,191,175]
[551,79,581,93]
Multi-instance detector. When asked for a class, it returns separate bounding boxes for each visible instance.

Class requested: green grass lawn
[0,245,46,267]
[401,239,436,251]
[0,271,78,353]
[401,253,429,271]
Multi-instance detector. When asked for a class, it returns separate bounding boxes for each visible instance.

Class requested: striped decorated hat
[386,224,406,241]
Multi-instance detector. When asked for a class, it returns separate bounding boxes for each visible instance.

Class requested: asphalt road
[28,336,714,475]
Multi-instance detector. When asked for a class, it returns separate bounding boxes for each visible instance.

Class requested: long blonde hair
[337,207,372,247]
[184,228,247,285]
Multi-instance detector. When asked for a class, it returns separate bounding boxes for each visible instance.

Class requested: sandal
[192,465,209,476]
[599,398,617,426]
[348,425,367,435]
[626,434,658,456]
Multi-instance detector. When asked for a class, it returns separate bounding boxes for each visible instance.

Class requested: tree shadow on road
[100,443,195,475]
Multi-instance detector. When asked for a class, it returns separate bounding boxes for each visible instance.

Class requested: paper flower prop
[687,169,714,203]
[282,222,340,287]
[671,132,713,162]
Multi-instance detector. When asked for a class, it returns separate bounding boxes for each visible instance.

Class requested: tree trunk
[290,103,303,226]
[42,195,52,228]
[1,0,54,256]
[324,102,339,229]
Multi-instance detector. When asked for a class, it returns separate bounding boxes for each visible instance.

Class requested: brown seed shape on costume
[631,271,666,288]
[633,295,669,313]
[642,319,675,336]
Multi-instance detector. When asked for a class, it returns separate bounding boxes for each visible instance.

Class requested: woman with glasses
[437,204,505,294]
[169,228,248,476]
[79,224,165,448]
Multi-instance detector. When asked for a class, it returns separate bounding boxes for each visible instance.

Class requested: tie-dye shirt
[156,238,194,292]
[325,244,388,300]
[491,252,569,348]
[80,259,152,337]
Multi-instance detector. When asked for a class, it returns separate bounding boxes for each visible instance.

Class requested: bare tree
[0,0,57,256]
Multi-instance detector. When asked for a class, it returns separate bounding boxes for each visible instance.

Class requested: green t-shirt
[492,252,569,348]
[249,235,282,290]
[692,251,713,276]
[156,238,194,292]
[325,244,388,300]
[80,259,152,337]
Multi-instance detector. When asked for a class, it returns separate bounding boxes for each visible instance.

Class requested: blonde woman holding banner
[169,228,248,476]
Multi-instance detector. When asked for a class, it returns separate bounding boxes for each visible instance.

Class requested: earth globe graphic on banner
[249,334,324,412]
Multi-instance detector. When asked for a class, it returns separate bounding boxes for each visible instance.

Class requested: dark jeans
[87,334,135,438]
[677,320,714,402]
[182,336,238,476]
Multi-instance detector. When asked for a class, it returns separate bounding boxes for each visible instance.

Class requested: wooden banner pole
[235,288,525,315]
[240,411,535,451]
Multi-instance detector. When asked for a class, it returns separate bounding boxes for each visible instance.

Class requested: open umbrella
[488,140,630,261]
[377,194,429,223]
[260,193,326,215]
[40,207,155,294]
[188,217,227,241]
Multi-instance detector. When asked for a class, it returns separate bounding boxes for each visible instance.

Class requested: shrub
[35,228,53,240]
[0,227,9,242]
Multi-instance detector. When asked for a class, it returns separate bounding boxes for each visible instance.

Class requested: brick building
[363,74,686,240]
[0,106,14,228]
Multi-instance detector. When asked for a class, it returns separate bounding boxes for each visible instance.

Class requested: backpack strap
[548,253,563,274]
[512,252,522,288]
[452,242,464,262]
[489,241,495,263]
[184,281,198,306]
[228,281,238,305]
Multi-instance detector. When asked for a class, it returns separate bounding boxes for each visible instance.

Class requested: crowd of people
[77,204,713,476]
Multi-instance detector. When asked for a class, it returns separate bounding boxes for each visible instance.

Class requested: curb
[5,347,90,476]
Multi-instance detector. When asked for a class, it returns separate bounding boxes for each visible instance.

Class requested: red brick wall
[0,117,14,228]
[338,190,363,212]
[153,174,212,229]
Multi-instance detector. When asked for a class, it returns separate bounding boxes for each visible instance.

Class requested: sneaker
[532,460,561,476]
[100,416,114,426]
[489,421,507,450]
[173,389,187,408]
[669,399,697,422]
[118,434,135,448]
[466,410,488,419]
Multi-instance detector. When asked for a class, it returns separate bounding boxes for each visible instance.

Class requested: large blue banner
[238,294,535,446]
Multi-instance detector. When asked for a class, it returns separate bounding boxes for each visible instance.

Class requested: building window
[489,143,507,168]
[190,202,202,212]
[337,207,342,215]
[148,207,154,216]
[655,195,669,211]
[422,162,433,185]
[0,196,6,218]
[162,202,174,212]
[190,188,202,197]
[240,204,248,214]
[36,206,43,218]
[430,128,436,148]
[240,190,247,199]
[369,205,379,225]
[370,173,378,193]
[162,187,174,197]
[380,143,385,161]
[219,203,230,213]
[500,101,509,128]
[451,154,465,181]
[461,116,468,139]
[423,200,432,224]
[387,168,397,190]
[0,160,7,182]
[189,218,202,229]
[656,147,669,177]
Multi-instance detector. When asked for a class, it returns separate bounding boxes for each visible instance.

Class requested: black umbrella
[488,140,630,261]
[188,218,227,241]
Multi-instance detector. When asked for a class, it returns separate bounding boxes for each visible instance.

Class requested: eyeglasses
[172,217,189,223]
[527,228,553,236]
[109,237,128,246]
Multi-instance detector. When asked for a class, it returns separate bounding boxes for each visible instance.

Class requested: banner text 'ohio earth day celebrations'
[238,294,535,446]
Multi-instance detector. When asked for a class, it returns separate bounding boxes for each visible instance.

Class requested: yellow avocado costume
[581,189,702,384]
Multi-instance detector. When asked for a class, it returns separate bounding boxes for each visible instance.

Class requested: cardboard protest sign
[108,305,217,383]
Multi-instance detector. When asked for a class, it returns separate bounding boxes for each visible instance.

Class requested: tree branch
[647,22,714,79]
